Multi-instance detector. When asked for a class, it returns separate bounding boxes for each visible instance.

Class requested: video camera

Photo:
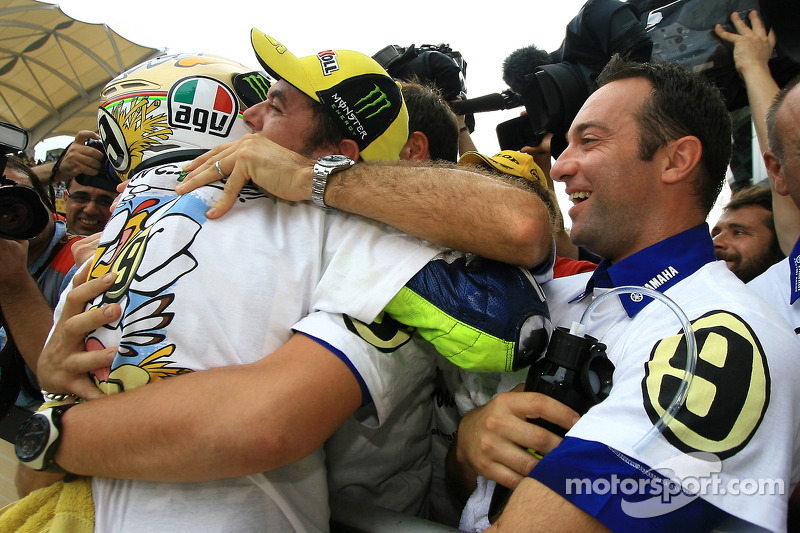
[373,43,467,101]
[452,0,800,157]
[373,42,475,131]
[0,122,51,240]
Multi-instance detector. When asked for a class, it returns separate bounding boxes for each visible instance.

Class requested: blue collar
[28,218,66,277]
[790,238,800,305]
[570,225,717,317]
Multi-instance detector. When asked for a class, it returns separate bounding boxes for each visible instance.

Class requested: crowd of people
[0,6,799,533]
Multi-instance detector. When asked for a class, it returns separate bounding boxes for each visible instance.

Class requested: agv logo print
[168,76,239,137]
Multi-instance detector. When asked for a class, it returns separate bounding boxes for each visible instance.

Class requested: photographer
[62,173,116,236]
[29,131,117,236]
[0,156,82,412]
[30,130,105,189]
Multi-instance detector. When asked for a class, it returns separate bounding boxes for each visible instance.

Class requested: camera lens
[0,185,49,240]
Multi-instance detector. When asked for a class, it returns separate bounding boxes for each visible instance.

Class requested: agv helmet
[96,53,271,180]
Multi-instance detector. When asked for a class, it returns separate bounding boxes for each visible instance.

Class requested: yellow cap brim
[250,29,320,102]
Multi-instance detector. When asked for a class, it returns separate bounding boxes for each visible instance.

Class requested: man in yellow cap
[178,32,552,268]
[26,31,553,531]
[19,39,458,531]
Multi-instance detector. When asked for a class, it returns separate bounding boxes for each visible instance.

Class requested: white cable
[577,286,697,452]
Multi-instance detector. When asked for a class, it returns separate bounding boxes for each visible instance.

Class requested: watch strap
[15,403,75,473]
[312,156,355,211]
[311,169,332,211]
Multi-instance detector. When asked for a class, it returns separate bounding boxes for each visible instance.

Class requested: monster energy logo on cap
[355,85,391,119]
[233,71,272,108]
[317,73,402,151]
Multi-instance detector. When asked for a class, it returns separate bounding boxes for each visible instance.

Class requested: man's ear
[335,139,360,161]
[764,150,789,196]
[661,135,703,185]
[398,131,430,162]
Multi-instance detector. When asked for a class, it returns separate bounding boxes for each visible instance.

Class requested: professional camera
[373,43,475,131]
[0,122,50,240]
[373,43,467,101]
[454,0,651,156]
[73,138,122,192]
[488,326,614,521]
[455,0,800,157]
[641,0,799,110]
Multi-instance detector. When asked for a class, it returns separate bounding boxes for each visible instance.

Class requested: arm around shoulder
[55,333,363,481]
[327,161,553,267]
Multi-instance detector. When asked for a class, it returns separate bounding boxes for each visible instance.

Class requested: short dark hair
[597,55,732,215]
[724,185,773,214]
[5,155,36,188]
[401,80,459,163]
[5,155,55,213]
[724,185,783,263]
[302,100,346,157]
[766,75,800,163]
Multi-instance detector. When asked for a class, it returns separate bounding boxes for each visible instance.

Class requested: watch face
[15,416,48,461]
[319,154,352,167]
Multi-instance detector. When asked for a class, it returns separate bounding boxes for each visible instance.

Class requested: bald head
[765,81,800,209]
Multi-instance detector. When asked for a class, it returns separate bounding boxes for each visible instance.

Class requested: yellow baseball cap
[251,29,409,162]
[458,150,547,188]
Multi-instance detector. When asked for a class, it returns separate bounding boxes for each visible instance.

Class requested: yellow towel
[0,476,93,533]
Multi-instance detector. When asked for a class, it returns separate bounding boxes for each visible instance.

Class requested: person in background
[62,171,116,236]
[0,156,82,496]
[325,77,464,520]
[0,156,81,408]
[712,185,783,282]
[715,10,800,256]
[748,68,800,533]
[750,78,800,336]
[31,130,105,190]
[400,80,459,163]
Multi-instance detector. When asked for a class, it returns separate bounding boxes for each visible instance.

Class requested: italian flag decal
[173,78,233,113]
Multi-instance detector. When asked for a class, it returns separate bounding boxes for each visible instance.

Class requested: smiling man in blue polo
[453,56,800,533]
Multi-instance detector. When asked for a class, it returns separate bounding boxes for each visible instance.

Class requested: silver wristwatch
[312,155,355,211]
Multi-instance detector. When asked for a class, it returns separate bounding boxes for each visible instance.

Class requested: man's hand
[71,232,101,268]
[0,238,29,286]
[15,464,65,499]
[53,131,104,182]
[715,10,775,77]
[521,132,554,182]
[36,266,119,400]
[178,134,314,218]
[449,386,580,495]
